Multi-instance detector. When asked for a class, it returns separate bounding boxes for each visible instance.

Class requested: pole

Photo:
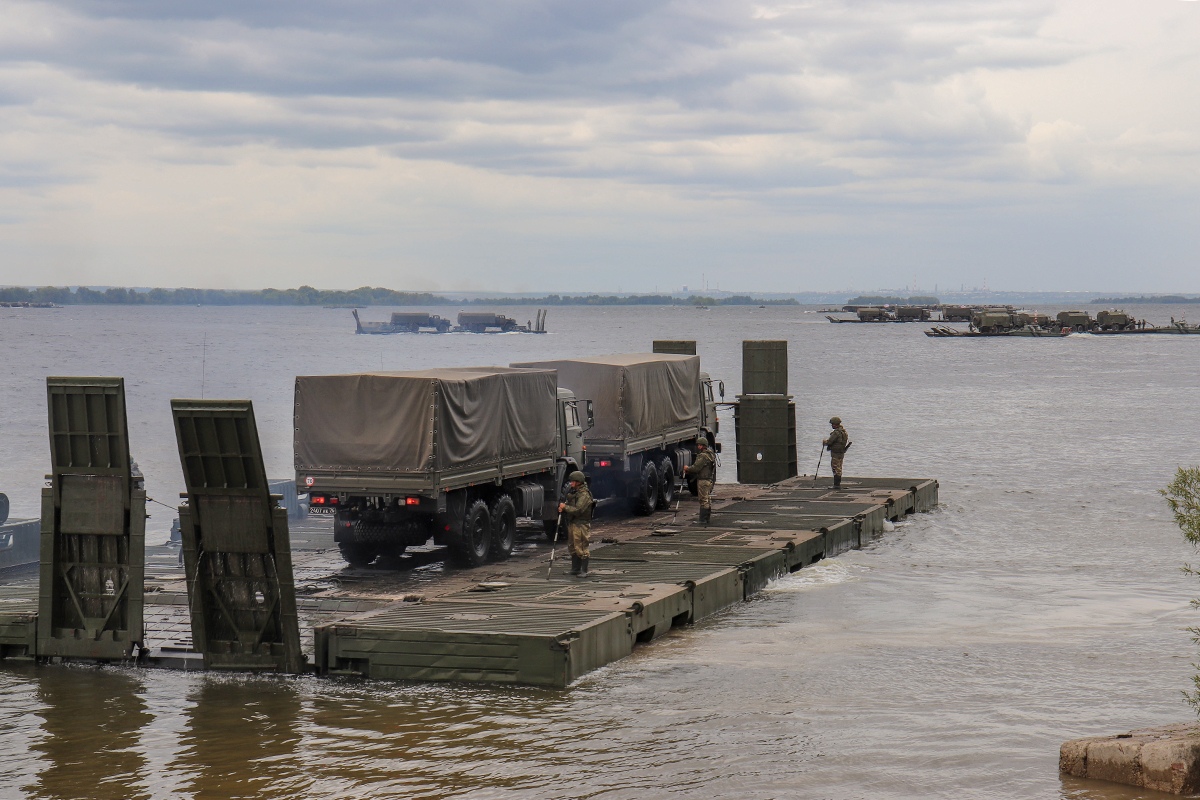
[546,512,563,580]
[812,444,824,483]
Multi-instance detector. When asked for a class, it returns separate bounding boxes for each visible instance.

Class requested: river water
[1,303,1199,799]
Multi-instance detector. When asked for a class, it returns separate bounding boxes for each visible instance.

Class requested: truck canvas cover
[511,354,700,442]
[295,368,558,473]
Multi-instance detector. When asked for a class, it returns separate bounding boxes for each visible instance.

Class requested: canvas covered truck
[295,368,588,567]
[512,354,720,518]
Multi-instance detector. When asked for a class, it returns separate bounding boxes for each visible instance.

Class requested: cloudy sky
[1,1,1198,293]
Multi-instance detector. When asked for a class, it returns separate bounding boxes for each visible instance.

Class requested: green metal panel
[315,602,633,687]
[734,395,797,484]
[589,541,788,600]
[546,560,745,623]
[441,580,692,642]
[172,399,304,674]
[38,377,145,660]
[637,527,829,573]
[741,341,788,395]
[0,605,37,658]
[652,340,698,356]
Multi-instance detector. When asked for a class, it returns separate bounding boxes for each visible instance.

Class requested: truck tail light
[311,496,325,505]
[405,497,420,506]
[597,459,612,467]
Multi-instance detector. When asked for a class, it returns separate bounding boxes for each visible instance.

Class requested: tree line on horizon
[0,285,799,307]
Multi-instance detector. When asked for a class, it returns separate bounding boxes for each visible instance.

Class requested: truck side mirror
[718,381,725,400]
[585,400,595,430]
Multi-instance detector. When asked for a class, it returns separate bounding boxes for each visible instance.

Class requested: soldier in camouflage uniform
[683,437,716,524]
[823,417,850,489]
[558,470,594,576]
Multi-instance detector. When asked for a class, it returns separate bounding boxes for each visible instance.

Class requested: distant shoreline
[0,286,798,307]
[1091,295,1200,304]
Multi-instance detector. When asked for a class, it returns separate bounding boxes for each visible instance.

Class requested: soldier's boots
[579,557,589,577]
[570,555,581,576]
[833,475,842,489]
[699,507,711,525]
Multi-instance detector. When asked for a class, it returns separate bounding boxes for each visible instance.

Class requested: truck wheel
[657,458,676,510]
[490,496,517,560]
[452,498,491,567]
[338,542,377,568]
[687,477,699,497]
[0,493,8,525]
[634,461,659,515]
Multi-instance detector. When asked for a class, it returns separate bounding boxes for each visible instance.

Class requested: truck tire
[0,493,8,525]
[657,457,675,510]
[338,542,377,568]
[490,495,517,560]
[451,498,491,567]
[634,461,659,515]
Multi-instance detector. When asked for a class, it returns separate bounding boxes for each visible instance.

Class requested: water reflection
[172,675,305,799]
[29,666,152,800]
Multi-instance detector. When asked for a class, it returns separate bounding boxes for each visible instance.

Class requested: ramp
[171,399,304,673]
[37,377,145,660]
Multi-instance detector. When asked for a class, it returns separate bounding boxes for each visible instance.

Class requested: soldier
[558,470,594,577]
[823,417,850,489]
[683,437,716,524]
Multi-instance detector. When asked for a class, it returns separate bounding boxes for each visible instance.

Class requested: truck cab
[558,388,589,467]
[699,372,722,450]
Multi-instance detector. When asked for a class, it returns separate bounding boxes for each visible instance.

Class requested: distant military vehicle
[856,307,890,322]
[1095,310,1135,331]
[894,306,932,321]
[970,310,1014,333]
[941,305,975,322]
[352,310,452,334]
[1056,310,1094,331]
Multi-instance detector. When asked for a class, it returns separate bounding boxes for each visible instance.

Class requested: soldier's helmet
[568,470,586,484]
[830,416,841,426]
[696,437,709,448]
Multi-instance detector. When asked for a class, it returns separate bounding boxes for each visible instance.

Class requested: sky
[1,0,1198,294]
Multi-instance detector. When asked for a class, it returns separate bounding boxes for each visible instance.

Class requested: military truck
[1056,310,1094,331]
[971,310,1016,333]
[512,354,720,517]
[856,307,890,322]
[895,306,932,321]
[456,312,524,333]
[295,368,589,567]
[1096,309,1135,331]
[941,305,975,322]
[352,310,452,334]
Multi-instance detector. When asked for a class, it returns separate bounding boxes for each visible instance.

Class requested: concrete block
[1061,723,1200,794]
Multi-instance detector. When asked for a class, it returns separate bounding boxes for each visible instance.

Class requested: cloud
[0,0,1198,291]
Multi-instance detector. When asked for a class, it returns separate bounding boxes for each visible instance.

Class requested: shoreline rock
[1061,723,1200,795]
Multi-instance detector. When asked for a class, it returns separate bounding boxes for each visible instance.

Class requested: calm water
[2,303,1199,799]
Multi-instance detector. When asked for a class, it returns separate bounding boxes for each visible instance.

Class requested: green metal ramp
[172,399,304,673]
[38,377,145,660]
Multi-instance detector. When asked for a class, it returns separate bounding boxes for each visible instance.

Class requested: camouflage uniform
[689,448,716,521]
[561,481,594,566]
[824,420,849,486]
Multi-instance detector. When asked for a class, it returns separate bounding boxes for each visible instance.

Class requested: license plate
[308,507,336,516]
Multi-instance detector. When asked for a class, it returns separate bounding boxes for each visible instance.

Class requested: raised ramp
[38,377,145,661]
[171,400,304,673]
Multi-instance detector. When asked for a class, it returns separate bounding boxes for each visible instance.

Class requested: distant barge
[353,309,548,334]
